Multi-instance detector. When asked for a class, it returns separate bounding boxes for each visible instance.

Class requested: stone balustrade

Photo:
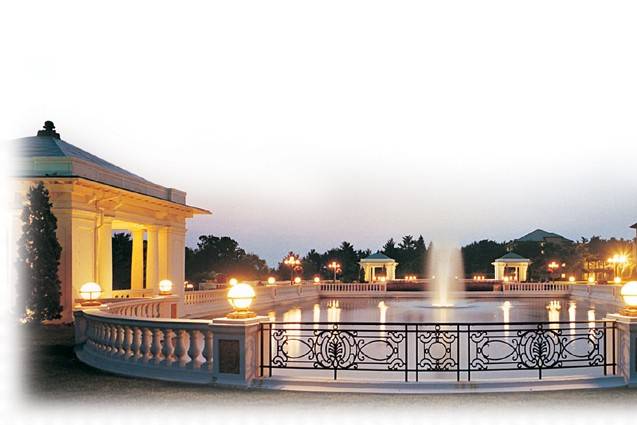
[74,309,266,385]
[502,282,570,293]
[104,296,178,318]
[319,282,387,292]
[184,289,220,305]
[74,310,214,383]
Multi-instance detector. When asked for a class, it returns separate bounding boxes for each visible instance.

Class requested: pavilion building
[11,121,210,322]
[359,252,398,282]
[492,252,531,282]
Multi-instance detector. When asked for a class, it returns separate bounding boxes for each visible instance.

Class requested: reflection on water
[588,309,596,329]
[254,297,616,324]
[283,308,302,357]
[327,300,341,323]
[547,300,561,329]
[501,301,511,337]
[378,301,388,335]
[568,301,577,335]
[313,303,320,329]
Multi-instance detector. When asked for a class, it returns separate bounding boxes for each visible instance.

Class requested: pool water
[256,296,618,324]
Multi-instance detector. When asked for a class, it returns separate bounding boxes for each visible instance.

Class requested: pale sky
[3,1,637,265]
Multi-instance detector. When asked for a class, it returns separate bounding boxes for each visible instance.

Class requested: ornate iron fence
[260,320,616,381]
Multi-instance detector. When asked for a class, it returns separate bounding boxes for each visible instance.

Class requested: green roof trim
[496,252,529,261]
[362,252,394,261]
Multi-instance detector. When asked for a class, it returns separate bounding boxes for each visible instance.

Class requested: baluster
[140,327,151,363]
[103,323,113,355]
[112,325,123,357]
[122,326,133,359]
[187,329,202,369]
[151,328,164,365]
[202,329,213,370]
[129,326,141,360]
[161,329,175,366]
[173,329,187,368]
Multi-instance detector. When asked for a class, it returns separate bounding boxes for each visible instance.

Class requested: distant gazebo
[492,252,531,282]
[360,252,398,282]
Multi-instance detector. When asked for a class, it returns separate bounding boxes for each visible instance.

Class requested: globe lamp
[226,283,256,319]
[620,281,637,317]
[159,279,173,295]
[79,282,102,306]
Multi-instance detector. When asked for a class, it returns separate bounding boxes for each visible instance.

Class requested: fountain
[425,241,466,308]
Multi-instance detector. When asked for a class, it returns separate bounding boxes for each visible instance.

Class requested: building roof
[13,121,209,212]
[516,228,571,243]
[631,223,637,229]
[361,252,395,262]
[494,252,530,262]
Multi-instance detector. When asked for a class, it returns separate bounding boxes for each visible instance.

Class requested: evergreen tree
[16,182,63,322]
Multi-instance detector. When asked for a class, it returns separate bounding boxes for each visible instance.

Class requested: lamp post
[284,254,301,285]
[328,261,341,283]
[608,254,628,282]
[547,261,560,281]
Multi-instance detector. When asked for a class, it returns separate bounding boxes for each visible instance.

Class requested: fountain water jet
[425,241,465,307]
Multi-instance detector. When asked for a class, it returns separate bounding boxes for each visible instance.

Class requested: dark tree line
[109,232,635,285]
[185,235,270,283]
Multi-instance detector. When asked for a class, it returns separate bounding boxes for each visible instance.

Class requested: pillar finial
[37,120,61,139]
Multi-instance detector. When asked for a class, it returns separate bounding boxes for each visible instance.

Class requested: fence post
[210,316,270,386]
[606,313,637,387]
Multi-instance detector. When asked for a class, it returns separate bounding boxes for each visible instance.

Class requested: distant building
[516,229,572,246]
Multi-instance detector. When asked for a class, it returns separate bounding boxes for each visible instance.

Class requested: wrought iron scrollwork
[263,320,615,382]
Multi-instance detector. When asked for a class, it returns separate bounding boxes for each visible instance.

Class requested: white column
[71,210,97,307]
[130,229,144,293]
[165,225,186,317]
[146,225,159,295]
[96,215,113,298]
[520,264,528,282]
[158,226,168,280]
[493,262,506,280]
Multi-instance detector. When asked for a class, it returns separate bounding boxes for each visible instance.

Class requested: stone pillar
[164,225,186,317]
[130,229,144,294]
[146,225,159,295]
[493,263,506,280]
[210,317,268,386]
[71,210,97,308]
[96,215,113,298]
[606,313,637,386]
[519,264,528,282]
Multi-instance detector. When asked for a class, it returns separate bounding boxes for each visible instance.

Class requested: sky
[3,1,637,265]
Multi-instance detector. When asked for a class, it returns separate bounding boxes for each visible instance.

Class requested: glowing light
[229,278,238,286]
[313,276,321,283]
[267,277,276,285]
[614,276,622,284]
[294,277,302,284]
[79,282,102,306]
[226,283,256,318]
[159,279,173,295]
[568,276,575,283]
[588,276,595,283]
[621,281,637,310]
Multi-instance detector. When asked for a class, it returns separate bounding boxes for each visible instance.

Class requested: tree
[16,182,63,322]
[185,235,270,283]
